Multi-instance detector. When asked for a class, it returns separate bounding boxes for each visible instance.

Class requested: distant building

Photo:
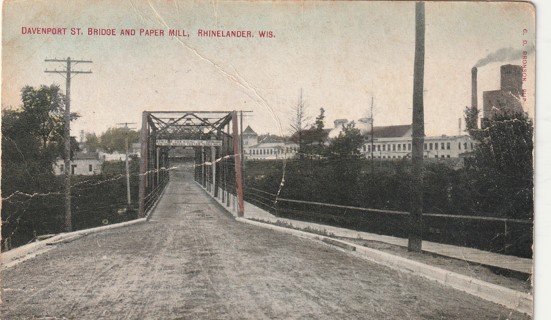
[98,143,141,161]
[131,142,141,156]
[242,121,475,162]
[242,126,299,160]
[361,124,475,160]
[54,152,103,175]
[482,64,524,123]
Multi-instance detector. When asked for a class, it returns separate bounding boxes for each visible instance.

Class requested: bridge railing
[142,167,170,214]
[243,186,532,258]
[195,152,242,214]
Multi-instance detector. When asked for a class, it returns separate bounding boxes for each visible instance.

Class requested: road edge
[236,217,533,317]
[1,218,147,270]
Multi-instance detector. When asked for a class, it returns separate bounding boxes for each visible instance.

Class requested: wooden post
[232,112,245,217]
[201,146,205,188]
[409,2,425,252]
[156,147,160,186]
[139,112,149,218]
[211,143,217,196]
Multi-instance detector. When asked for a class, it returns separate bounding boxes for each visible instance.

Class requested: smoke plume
[474,45,535,68]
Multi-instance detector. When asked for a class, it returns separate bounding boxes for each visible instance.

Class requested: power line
[45,57,93,232]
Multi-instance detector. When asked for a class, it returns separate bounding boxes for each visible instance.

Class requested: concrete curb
[1,218,147,270]
[237,217,533,317]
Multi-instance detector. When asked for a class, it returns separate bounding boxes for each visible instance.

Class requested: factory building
[242,126,299,160]
[361,125,474,160]
[475,64,524,124]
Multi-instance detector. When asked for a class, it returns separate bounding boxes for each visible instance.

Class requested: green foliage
[20,85,65,147]
[327,121,364,159]
[99,127,139,153]
[85,132,100,152]
[244,158,532,257]
[466,112,533,218]
[2,85,74,194]
[314,107,325,132]
[464,105,479,135]
[2,84,80,250]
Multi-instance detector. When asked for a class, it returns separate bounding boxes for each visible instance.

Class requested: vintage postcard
[1,0,541,319]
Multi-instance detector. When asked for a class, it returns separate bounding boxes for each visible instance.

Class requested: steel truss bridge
[138,111,245,217]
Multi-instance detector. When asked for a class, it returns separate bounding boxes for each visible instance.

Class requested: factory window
[464,142,468,150]
[441,142,445,149]
[397,144,401,151]
[403,144,407,150]
[383,145,386,151]
[447,155,450,158]
[429,143,433,150]
[435,143,438,150]
[408,143,411,151]
[89,164,93,172]
[447,142,451,150]
[458,143,461,150]
[471,142,474,149]
[392,144,396,151]
[441,155,445,158]
[377,145,381,152]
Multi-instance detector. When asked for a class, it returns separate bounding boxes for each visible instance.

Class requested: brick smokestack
[471,67,478,111]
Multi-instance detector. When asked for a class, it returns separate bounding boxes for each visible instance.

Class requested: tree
[294,108,328,158]
[465,112,533,219]
[99,127,139,153]
[314,107,326,147]
[464,105,479,136]
[2,85,78,248]
[20,85,65,147]
[289,89,309,159]
[85,132,100,152]
[1,85,76,189]
[327,121,364,159]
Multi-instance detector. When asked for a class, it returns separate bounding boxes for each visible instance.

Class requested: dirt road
[0,164,529,319]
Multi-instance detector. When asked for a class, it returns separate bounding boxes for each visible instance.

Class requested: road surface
[0,163,529,319]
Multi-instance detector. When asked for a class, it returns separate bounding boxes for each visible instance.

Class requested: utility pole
[409,2,425,252]
[240,110,244,174]
[370,96,375,175]
[45,57,92,232]
[117,123,137,209]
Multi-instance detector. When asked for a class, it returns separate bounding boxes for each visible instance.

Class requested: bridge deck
[0,163,529,319]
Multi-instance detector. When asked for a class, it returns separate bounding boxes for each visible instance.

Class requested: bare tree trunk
[291,89,307,159]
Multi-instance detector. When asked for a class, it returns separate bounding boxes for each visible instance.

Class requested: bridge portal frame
[139,111,245,218]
